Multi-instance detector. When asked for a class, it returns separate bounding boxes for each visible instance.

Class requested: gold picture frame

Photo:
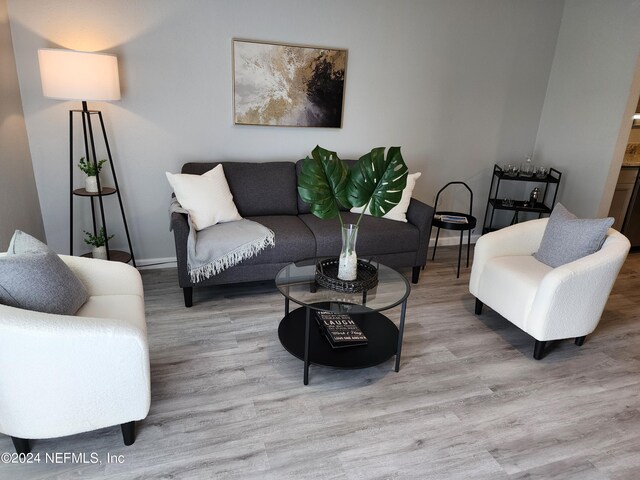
[232,39,347,128]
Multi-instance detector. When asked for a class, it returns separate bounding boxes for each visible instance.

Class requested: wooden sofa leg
[121,421,136,446]
[533,340,546,360]
[11,436,30,454]
[183,287,193,308]
[411,266,421,284]
[474,298,483,315]
[575,336,586,346]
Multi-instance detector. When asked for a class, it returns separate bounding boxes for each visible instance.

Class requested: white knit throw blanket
[170,198,275,282]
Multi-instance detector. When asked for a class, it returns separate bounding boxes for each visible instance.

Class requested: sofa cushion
[183,161,298,216]
[166,165,242,230]
[534,203,614,268]
[0,230,88,315]
[299,212,419,258]
[295,159,312,215]
[244,215,316,264]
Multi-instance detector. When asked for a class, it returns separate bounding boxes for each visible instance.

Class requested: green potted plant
[297,145,408,280]
[78,157,107,193]
[83,227,114,260]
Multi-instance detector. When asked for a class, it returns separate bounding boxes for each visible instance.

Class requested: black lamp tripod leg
[85,109,110,260]
[98,112,136,267]
[69,110,74,255]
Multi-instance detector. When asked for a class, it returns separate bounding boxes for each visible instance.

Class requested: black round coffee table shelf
[278,305,399,370]
[275,260,410,385]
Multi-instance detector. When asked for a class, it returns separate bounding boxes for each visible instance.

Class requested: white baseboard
[136,257,177,270]
[134,234,479,269]
[429,233,481,248]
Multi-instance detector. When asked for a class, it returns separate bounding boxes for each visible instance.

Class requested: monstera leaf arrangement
[298,145,408,280]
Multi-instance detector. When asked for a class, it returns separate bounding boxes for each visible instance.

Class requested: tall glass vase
[338,223,359,280]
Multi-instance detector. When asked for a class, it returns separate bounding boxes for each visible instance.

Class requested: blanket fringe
[188,230,275,282]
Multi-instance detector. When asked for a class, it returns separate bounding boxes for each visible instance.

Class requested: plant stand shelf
[69,103,136,266]
[80,250,132,263]
[73,187,116,197]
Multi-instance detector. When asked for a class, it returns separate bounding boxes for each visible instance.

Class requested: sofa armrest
[170,211,192,287]
[60,254,143,297]
[406,198,435,267]
[526,229,630,340]
[470,218,548,296]
[477,218,548,256]
[0,304,150,438]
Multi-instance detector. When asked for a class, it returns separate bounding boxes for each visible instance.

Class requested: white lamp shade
[38,48,121,101]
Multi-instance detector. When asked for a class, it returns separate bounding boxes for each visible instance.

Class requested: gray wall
[0,0,44,249]
[8,0,565,262]
[534,0,640,218]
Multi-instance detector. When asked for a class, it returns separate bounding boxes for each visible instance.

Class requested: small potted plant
[78,157,107,193]
[83,227,114,260]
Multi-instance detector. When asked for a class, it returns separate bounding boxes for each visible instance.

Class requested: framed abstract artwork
[233,39,347,128]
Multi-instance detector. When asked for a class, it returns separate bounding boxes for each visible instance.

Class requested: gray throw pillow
[0,230,89,315]
[8,229,49,254]
[533,203,614,268]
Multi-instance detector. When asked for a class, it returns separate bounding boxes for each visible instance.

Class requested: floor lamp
[38,48,136,266]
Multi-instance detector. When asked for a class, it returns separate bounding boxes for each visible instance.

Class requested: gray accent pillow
[0,230,89,315]
[8,229,49,254]
[533,203,614,268]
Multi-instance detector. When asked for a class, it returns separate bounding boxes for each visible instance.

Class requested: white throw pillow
[350,172,421,222]
[166,165,241,230]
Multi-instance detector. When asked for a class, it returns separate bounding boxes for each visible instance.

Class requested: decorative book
[435,214,468,224]
[315,311,368,349]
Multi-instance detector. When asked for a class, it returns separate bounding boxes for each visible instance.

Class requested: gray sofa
[170,160,434,307]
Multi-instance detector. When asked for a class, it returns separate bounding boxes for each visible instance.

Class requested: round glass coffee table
[275,259,411,385]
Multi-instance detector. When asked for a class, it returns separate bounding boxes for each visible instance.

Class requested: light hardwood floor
[2,247,640,479]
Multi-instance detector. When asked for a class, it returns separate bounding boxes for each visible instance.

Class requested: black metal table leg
[431,210,475,277]
[11,436,30,454]
[395,300,408,372]
[456,230,464,278]
[304,307,311,385]
[431,227,441,260]
[285,297,289,316]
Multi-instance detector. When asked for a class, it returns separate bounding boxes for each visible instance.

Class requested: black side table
[429,182,476,278]
[431,212,477,278]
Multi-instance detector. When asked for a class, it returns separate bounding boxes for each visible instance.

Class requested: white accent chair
[469,218,630,359]
[0,254,150,453]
